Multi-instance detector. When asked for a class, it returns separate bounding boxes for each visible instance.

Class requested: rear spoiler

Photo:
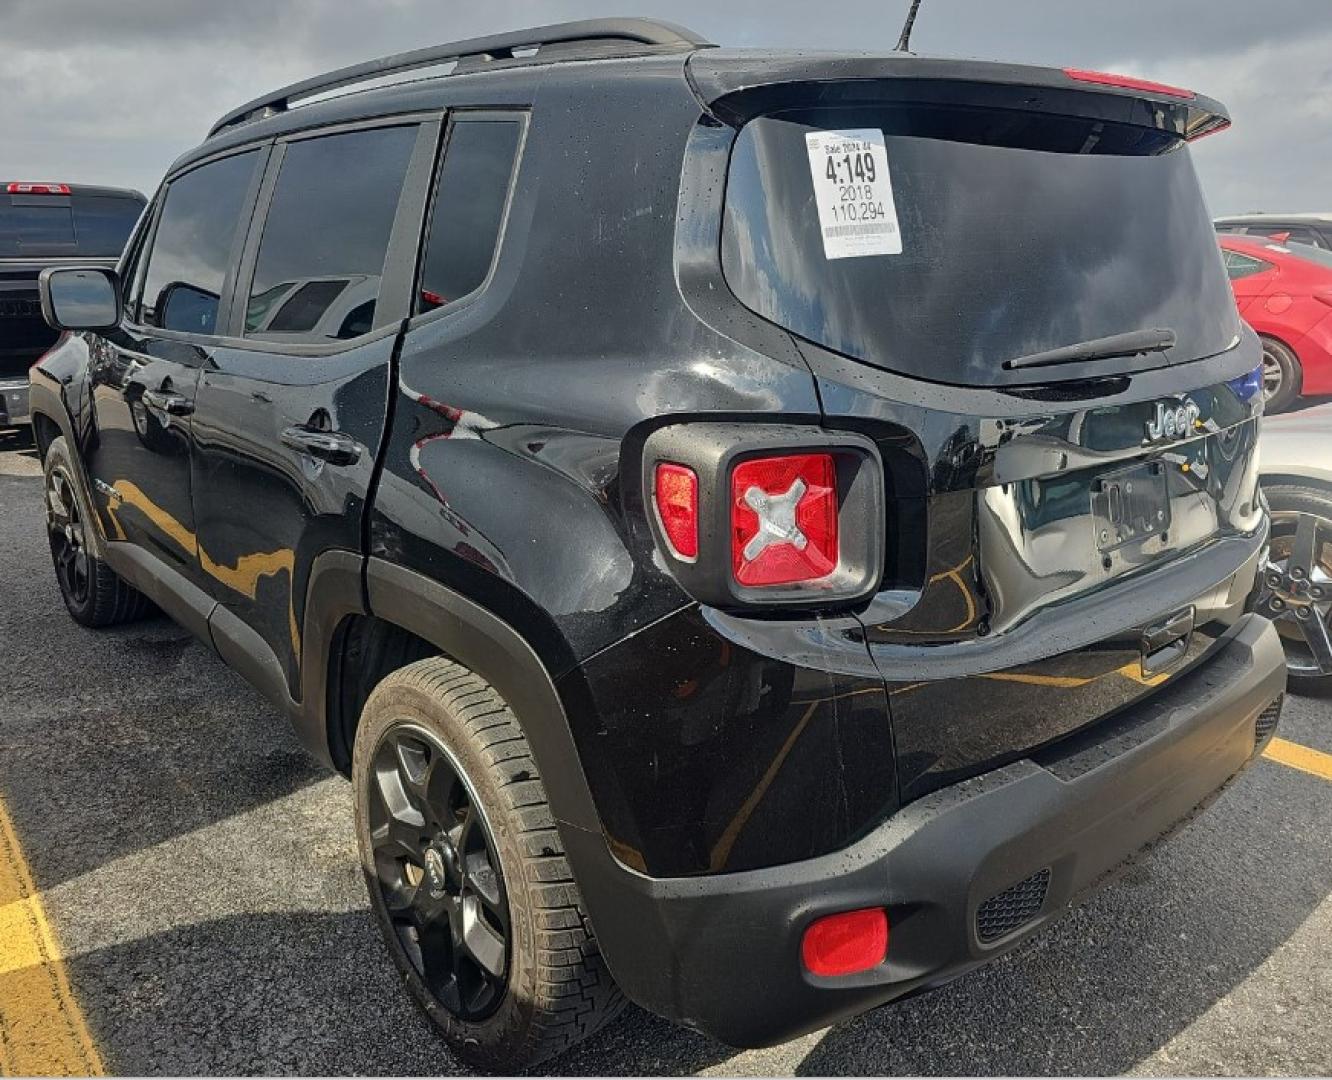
[687,51,1229,142]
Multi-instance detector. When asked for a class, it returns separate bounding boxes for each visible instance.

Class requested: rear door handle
[281,426,362,466]
[141,388,194,416]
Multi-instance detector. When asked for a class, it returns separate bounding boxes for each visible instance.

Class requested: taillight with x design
[643,424,884,609]
[731,453,838,586]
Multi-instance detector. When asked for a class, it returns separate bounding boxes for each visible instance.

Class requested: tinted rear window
[244,124,417,343]
[723,106,1240,386]
[416,119,522,313]
[0,193,144,257]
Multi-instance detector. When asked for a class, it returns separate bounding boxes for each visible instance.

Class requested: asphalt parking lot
[1,427,1331,1077]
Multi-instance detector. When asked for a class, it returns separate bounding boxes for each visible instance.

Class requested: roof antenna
[895,0,924,52]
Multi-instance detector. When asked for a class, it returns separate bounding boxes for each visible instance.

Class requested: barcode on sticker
[824,222,898,238]
[805,129,902,259]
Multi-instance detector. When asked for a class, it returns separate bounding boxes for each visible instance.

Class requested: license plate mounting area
[1091,460,1171,555]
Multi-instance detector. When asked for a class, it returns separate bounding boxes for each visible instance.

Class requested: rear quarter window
[1224,251,1271,280]
[415,118,523,314]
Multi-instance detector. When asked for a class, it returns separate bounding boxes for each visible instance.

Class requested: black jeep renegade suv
[30,19,1286,1070]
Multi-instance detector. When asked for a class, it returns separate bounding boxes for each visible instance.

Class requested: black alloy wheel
[45,464,91,608]
[353,656,625,1069]
[366,723,510,1021]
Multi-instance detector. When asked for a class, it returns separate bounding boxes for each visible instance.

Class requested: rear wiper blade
[1002,328,1176,372]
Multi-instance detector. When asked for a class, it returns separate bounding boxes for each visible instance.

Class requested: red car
[1219,233,1332,411]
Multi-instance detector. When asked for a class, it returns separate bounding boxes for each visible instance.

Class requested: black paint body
[29,38,1287,1047]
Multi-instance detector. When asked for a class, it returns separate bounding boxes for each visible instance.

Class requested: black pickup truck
[1,182,144,427]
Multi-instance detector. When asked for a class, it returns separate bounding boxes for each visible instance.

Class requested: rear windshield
[1280,241,1332,271]
[0,193,144,258]
[722,106,1240,386]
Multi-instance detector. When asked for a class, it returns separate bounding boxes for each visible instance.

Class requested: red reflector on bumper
[801,908,888,977]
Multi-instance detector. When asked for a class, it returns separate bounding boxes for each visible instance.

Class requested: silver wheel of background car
[1255,510,1332,681]
[1262,347,1284,403]
[1259,336,1302,413]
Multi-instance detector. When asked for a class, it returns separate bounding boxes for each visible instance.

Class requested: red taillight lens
[6,182,71,194]
[654,462,699,560]
[731,453,837,587]
[801,908,889,977]
[1063,67,1195,100]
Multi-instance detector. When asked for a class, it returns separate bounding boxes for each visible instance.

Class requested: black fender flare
[357,557,604,837]
[295,556,638,992]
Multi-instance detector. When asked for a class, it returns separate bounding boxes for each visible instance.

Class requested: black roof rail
[207,18,713,138]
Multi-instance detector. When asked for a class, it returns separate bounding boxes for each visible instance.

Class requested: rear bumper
[0,379,30,426]
[570,612,1286,1047]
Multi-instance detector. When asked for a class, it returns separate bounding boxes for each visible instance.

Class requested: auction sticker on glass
[804,129,901,259]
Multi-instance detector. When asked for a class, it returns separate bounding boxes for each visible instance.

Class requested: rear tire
[42,436,154,628]
[352,656,625,1071]
[1261,335,1303,413]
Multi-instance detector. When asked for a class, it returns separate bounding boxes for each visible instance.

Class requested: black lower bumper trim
[567,613,1287,1047]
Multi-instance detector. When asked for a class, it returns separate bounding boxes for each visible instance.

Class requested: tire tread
[356,656,625,1070]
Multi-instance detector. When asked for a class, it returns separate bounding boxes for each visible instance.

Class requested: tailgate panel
[821,362,1266,802]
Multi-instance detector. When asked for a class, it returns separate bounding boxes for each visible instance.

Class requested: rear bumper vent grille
[977,868,1051,944]
[1255,695,1283,746]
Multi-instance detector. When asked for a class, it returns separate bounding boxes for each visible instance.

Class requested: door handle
[281,426,362,466]
[141,388,195,417]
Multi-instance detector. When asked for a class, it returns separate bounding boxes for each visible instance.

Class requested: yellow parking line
[1264,737,1332,783]
[0,798,103,1077]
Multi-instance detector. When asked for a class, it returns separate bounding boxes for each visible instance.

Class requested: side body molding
[363,558,604,836]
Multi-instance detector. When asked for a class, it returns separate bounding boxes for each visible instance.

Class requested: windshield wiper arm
[1002,328,1177,372]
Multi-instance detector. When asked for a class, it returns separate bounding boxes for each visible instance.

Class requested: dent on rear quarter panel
[363,62,900,876]
[368,62,822,673]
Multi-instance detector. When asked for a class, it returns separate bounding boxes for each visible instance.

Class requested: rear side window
[416,119,522,313]
[722,107,1240,387]
[1224,252,1270,280]
[244,124,417,342]
[140,151,261,334]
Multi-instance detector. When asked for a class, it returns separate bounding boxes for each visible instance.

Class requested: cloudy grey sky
[2,0,1329,215]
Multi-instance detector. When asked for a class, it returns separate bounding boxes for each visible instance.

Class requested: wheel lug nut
[1271,597,1285,610]
[1266,572,1283,588]
[1295,606,1312,620]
